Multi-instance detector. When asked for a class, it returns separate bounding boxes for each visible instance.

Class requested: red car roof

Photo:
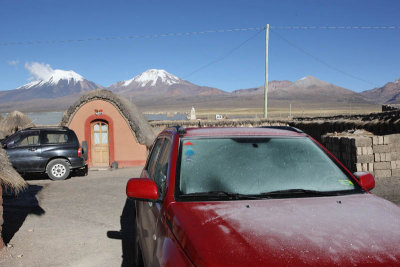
[181,127,305,138]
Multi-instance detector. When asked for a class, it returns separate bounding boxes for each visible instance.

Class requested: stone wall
[150,119,290,135]
[287,109,400,143]
[382,104,400,112]
[321,133,400,203]
[321,134,400,178]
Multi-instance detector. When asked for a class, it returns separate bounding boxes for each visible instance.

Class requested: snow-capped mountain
[17,69,85,90]
[122,69,182,87]
[108,69,226,97]
[0,69,101,104]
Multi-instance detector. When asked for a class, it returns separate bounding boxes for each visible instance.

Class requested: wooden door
[91,121,110,167]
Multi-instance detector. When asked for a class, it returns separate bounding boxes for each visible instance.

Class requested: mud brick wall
[321,134,400,178]
[321,133,400,203]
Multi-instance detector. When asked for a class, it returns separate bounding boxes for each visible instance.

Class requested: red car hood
[167,194,400,266]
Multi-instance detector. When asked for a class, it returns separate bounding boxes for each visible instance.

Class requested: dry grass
[0,148,27,193]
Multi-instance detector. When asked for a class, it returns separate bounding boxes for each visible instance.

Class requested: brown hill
[233,76,370,104]
[360,78,400,104]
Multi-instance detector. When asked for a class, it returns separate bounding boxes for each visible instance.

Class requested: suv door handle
[28,147,37,151]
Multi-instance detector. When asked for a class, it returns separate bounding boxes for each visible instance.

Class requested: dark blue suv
[1,126,87,180]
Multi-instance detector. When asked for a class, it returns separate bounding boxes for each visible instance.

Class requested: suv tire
[46,159,71,180]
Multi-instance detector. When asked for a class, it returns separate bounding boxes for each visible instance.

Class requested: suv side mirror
[3,140,14,148]
[126,178,159,201]
[353,172,375,191]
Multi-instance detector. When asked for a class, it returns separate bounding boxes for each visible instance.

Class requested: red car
[126,127,400,266]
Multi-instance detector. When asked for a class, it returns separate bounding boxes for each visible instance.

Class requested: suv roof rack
[25,126,69,130]
[166,125,187,136]
[259,126,304,133]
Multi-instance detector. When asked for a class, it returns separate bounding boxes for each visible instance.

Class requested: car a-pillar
[61,90,155,169]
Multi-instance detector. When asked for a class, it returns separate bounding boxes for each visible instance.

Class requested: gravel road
[0,167,142,267]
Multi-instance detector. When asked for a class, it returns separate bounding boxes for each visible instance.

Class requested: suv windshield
[177,137,361,200]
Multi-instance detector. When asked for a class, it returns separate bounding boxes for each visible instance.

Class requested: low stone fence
[382,104,400,112]
[150,119,290,135]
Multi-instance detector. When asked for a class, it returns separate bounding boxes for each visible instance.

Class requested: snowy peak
[294,76,329,87]
[18,69,84,90]
[123,69,182,87]
[48,69,84,84]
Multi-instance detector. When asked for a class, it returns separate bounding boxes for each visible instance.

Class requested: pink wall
[68,99,147,168]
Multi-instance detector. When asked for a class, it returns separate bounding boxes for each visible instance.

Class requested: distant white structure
[190,107,196,120]
[215,114,224,120]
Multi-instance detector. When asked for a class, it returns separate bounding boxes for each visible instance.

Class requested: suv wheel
[46,159,71,180]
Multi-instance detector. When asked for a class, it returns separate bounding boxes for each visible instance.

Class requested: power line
[270,28,379,87]
[0,25,399,46]
[0,27,264,46]
[271,25,400,30]
[183,28,264,79]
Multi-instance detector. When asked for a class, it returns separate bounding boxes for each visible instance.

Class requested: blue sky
[0,0,399,92]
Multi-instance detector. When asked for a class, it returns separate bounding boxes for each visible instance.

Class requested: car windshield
[177,137,361,199]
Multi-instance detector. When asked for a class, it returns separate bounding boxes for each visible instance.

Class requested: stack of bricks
[321,133,400,178]
[354,136,374,175]
[373,134,400,178]
[321,135,359,173]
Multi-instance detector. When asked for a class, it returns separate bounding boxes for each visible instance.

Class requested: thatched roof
[60,89,155,146]
[0,111,35,137]
[0,130,6,141]
[0,147,27,193]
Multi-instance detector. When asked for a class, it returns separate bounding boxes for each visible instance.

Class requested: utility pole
[264,24,269,118]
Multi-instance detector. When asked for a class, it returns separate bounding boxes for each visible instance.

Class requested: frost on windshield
[179,137,355,195]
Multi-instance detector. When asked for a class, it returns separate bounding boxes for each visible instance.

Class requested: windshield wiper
[181,191,262,200]
[259,189,336,197]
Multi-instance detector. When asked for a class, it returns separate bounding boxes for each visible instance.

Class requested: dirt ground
[0,167,142,267]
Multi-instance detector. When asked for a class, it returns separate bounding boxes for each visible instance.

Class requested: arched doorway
[91,120,110,167]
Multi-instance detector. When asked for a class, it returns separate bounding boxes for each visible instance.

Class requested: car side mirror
[353,172,375,191]
[3,140,15,148]
[126,178,159,201]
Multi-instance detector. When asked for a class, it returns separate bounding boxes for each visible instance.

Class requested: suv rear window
[42,132,70,144]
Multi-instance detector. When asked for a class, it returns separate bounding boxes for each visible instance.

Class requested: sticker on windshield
[338,179,353,186]
[184,141,194,161]
[185,148,194,162]
[185,149,194,156]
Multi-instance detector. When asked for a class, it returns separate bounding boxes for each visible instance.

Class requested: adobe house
[60,90,155,168]
[0,147,27,249]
